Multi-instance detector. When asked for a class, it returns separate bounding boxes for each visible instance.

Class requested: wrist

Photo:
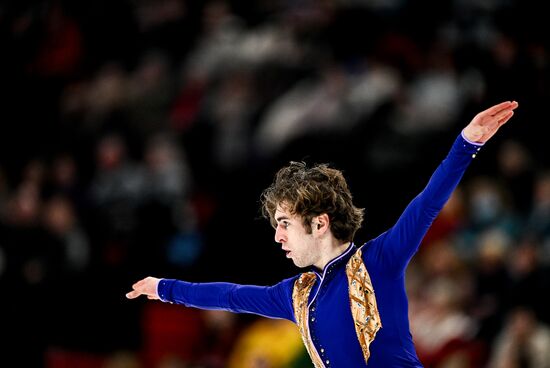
[461,129,484,146]
[157,278,175,302]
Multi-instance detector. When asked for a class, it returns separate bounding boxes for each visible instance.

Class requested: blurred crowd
[1,0,549,367]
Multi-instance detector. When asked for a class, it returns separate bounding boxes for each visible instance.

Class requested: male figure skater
[127,101,519,367]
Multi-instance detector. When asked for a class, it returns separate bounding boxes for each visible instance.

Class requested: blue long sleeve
[157,277,297,321]
[362,131,483,276]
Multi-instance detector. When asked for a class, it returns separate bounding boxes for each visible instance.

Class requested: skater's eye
[279,221,290,230]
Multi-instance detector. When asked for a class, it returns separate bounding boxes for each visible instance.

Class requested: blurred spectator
[469,228,512,347]
[183,1,300,83]
[47,154,87,212]
[203,71,258,171]
[5,180,43,228]
[418,238,468,281]
[169,68,208,134]
[136,133,200,271]
[142,133,191,207]
[195,310,241,367]
[184,0,246,80]
[42,194,90,273]
[1,180,65,366]
[456,177,521,260]
[70,62,128,129]
[345,61,401,126]
[26,1,83,79]
[527,172,550,260]
[132,0,187,35]
[22,158,47,188]
[254,62,352,157]
[88,133,144,273]
[389,41,466,136]
[496,139,535,215]
[488,307,550,368]
[410,277,479,367]
[506,236,550,324]
[125,50,176,140]
[89,133,143,235]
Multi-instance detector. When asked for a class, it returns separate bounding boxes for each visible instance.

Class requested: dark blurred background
[1,0,549,367]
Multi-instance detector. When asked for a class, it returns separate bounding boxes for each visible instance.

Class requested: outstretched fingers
[477,101,518,133]
[497,110,514,126]
[126,278,147,299]
[483,100,518,117]
[491,103,516,122]
[126,289,141,299]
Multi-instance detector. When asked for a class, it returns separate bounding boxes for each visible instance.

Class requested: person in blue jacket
[127,101,519,367]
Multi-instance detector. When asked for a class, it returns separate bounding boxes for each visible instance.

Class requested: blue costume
[158,132,483,367]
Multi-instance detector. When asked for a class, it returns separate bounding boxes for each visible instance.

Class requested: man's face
[274,205,319,268]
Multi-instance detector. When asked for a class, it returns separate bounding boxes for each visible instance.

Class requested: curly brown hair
[260,161,364,242]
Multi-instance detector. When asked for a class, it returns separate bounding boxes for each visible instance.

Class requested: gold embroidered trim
[292,248,381,367]
[345,248,382,364]
[292,272,326,368]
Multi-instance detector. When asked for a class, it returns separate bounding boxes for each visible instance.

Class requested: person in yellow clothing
[228,318,307,368]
